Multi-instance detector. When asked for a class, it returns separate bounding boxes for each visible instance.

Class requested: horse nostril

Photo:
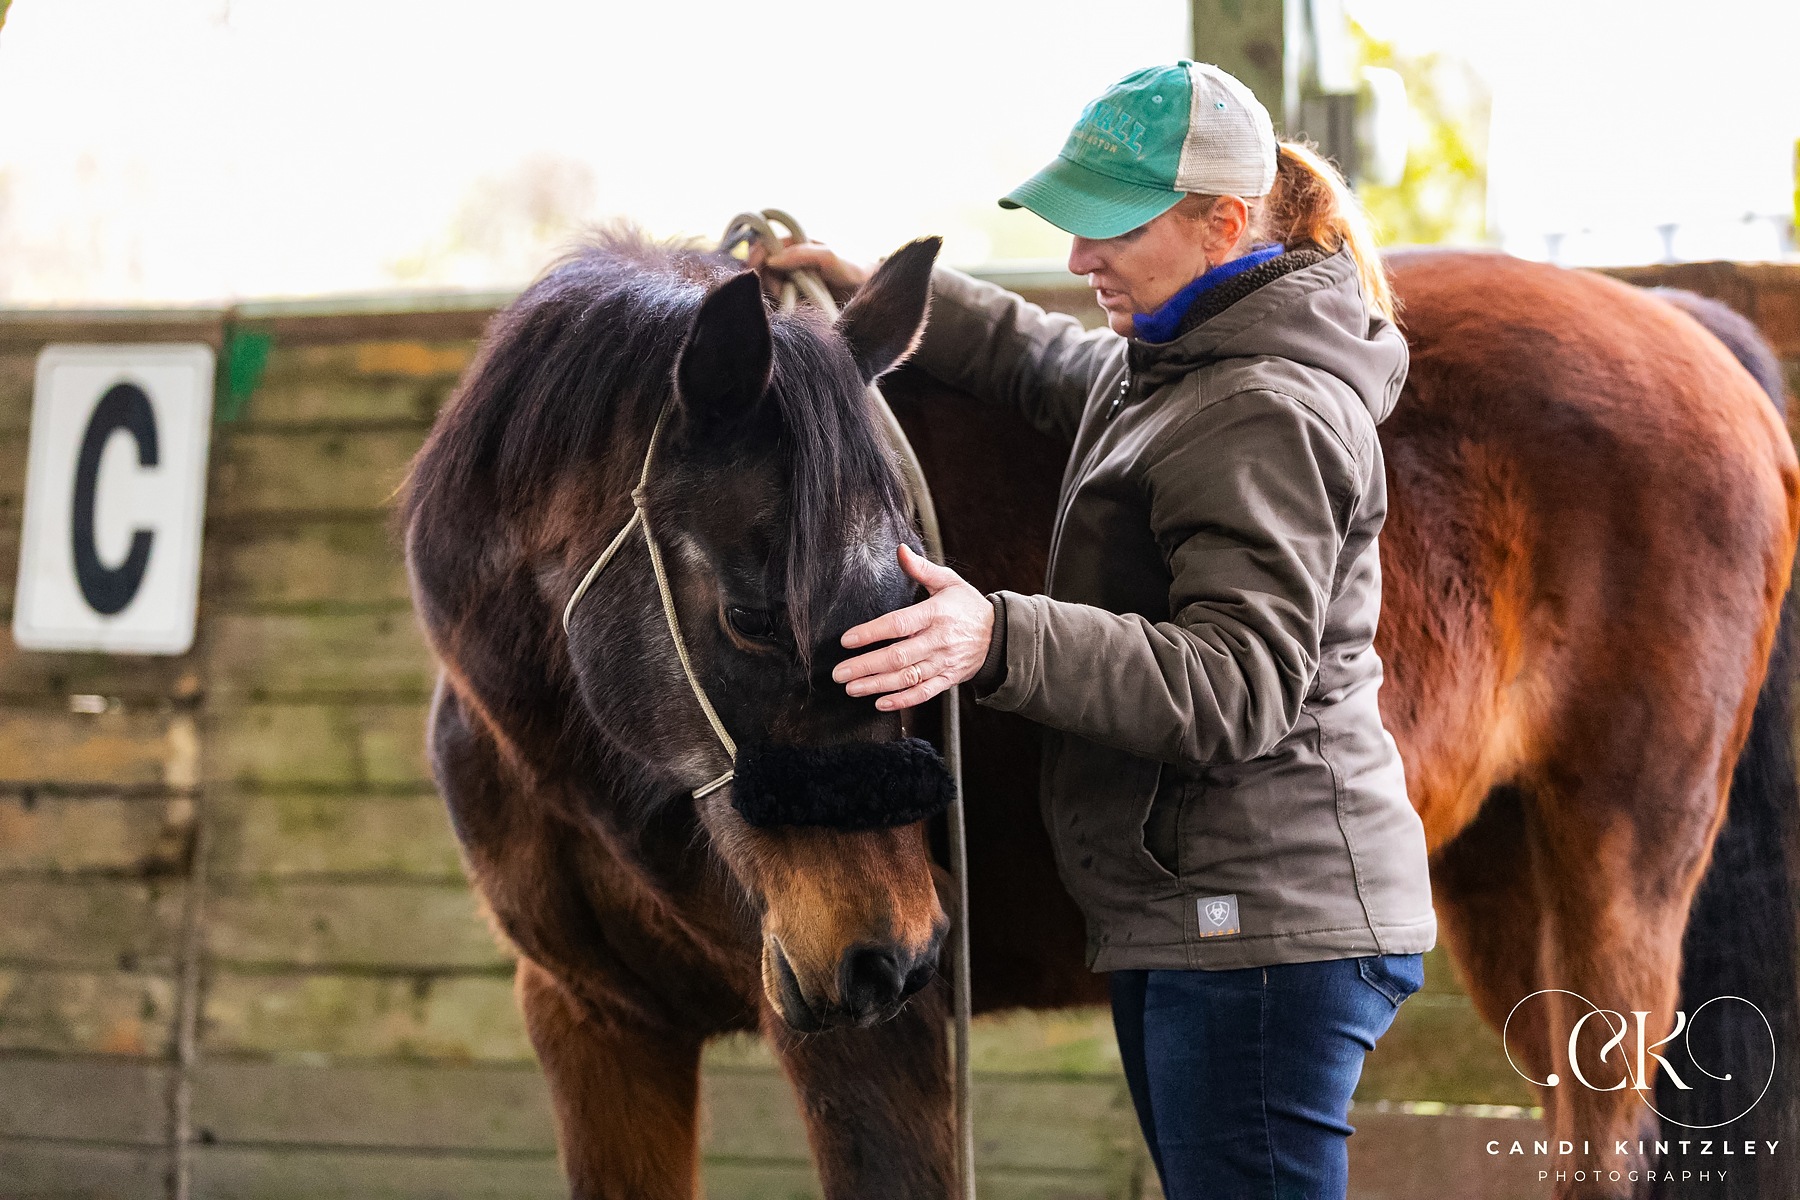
[841,945,905,1012]
[900,960,933,998]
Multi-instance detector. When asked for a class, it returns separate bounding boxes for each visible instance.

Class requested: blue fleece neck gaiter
[1132,242,1285,343]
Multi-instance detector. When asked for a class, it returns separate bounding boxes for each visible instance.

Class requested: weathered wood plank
[204,519,412,611]
[1346,1108,1552,1200]
[970,1075,1142,1176]
[237,339,472,427]
[188,1144,1133,1200]
[202,971,528,1061]
[0,428,26,526]
[697,1067,810,1162]
[0,1139,170,1200]
[207,790,462,881]
[0,350,36,432]
[190,1059,554,1151]
[239,379,455,430]
[0,522,15,614]
[0,879,186,972]
[257,340,474,384]
[0,969,178,1055]
[0,311,226,351]
[188,1056,1144,1177]
[208,702,431,790]
[228,305,497,349]
[1751,277,1800,357]
[205,880,506,971]
[699,1068,1138,1176]
[209,429,427,518]
[205,613,435,700]
[0,709,182,791]
[703,1014,1121,1080]
[191,1146,560,1200]
[0,794,192,875]
[0,1055,172,1142]
[0,642,198,705]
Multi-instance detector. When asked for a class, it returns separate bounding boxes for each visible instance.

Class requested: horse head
[409,229,952,1034]
[603,239,950,1031]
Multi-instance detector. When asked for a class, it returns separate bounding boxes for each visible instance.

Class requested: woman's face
[1068,195,1249,335]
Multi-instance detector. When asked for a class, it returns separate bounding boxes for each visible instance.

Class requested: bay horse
[402,232,1800,1200]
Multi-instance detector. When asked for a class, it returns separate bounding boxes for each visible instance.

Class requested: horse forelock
[764,312,908,666]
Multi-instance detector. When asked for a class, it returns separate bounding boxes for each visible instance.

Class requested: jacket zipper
[1105,370,1130,422]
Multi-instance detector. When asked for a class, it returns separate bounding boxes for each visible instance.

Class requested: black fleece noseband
[730,737,955,830]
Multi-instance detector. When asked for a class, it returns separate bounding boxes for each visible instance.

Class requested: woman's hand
[744,237,871,305]
[833,544,994,711]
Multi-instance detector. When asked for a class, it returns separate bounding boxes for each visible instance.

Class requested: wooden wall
[2,257,1795,1200]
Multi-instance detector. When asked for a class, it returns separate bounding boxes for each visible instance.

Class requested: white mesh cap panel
[1174,61,1277,196]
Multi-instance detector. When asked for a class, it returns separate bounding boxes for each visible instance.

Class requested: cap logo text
[1082,100,1146,156]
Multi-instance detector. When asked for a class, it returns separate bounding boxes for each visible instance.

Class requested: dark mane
[402,224,905,658]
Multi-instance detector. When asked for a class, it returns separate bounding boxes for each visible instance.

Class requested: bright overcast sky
[0,0,1794,304]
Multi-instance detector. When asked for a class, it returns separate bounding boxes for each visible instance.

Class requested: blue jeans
[1109,953,1424,1200]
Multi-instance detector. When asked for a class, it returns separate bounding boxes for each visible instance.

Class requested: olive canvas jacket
[912,245,1438,971]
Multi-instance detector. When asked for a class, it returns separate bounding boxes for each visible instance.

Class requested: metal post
[1190,0,1368,182]
[1188,0,1290,131]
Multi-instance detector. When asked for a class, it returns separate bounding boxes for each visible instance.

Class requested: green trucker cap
[1000,60,1278,239]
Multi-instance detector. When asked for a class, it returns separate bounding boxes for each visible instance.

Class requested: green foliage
[1351,21,1491,247]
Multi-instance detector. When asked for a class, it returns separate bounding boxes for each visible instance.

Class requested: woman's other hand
[745,237,871,305]
[832,545,994,711]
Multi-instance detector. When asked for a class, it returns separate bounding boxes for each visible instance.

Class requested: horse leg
[1435,765,1702,1200]
[761,979,956,1199]
[1430,781,1558,1098]
[516,957,705,1200]
[1525,759,1723,1200]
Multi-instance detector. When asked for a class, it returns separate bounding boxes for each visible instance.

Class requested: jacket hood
[1126,245,1409,425]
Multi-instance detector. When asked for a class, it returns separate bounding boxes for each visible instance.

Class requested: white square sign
[13,344,216,655]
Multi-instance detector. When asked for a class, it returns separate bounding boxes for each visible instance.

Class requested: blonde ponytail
[1253,141,1396,323]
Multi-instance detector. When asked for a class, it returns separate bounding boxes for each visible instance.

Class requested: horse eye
[727,606,777,640]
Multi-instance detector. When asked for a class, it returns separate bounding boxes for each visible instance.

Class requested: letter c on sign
[72,382,158,615]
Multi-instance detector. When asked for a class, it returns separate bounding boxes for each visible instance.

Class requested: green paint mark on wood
[219,329,274,422]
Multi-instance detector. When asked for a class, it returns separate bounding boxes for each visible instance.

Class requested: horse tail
[1651,286,1799,1200]
[1653,287,1790,414]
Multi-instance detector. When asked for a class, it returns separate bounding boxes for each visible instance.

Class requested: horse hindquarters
[1386,255,1800,1200]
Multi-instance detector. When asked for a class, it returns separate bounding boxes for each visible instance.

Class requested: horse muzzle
[763,930,941,1031]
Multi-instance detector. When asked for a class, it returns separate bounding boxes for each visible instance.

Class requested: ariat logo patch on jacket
[1197,894,1240,937]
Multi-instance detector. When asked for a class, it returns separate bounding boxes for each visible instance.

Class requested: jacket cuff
[971,595,1008,697]
[974,591,1042,713]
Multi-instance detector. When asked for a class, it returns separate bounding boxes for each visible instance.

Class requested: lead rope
[721,209,977,1200]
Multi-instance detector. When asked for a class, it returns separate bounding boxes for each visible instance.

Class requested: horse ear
[835,236,941,384]
[676,270,773,424]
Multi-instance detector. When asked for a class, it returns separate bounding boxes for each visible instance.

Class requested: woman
[755,59,1436,1200]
